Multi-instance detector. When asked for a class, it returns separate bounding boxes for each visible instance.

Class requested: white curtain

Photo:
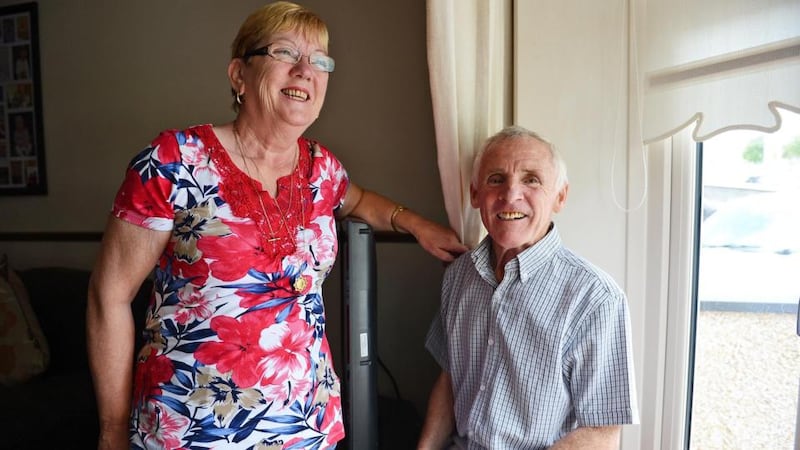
[426,0,511,248]
[634,0,800,144]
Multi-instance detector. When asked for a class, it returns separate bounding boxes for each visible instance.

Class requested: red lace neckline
[195,124,312,260]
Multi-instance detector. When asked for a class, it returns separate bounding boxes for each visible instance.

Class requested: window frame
[626,127,700,449]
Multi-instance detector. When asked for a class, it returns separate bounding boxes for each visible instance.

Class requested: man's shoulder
[554,246,625,299]
[444,249,476,278]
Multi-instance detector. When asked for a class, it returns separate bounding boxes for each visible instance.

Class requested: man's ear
[553,183,569,213]
[469,183,479,208]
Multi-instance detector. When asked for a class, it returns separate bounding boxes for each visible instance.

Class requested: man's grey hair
[471,125,568,190]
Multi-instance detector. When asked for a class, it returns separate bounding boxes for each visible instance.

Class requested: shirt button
[488,338,494,345]
[480,384,486,391]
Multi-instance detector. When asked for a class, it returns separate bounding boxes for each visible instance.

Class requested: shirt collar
[471,223,562,284]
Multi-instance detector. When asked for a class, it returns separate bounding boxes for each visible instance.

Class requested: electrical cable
[377,355,402,400]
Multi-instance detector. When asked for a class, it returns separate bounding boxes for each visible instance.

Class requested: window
[636,111,800,449]
[688,111,800,448]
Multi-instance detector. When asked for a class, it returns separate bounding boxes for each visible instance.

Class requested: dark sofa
[1,267,151,450]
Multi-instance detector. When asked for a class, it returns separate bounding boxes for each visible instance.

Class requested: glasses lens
[268,45,301,64]
[309,54,335,73]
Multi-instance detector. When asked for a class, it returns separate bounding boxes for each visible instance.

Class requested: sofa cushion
[0,269,50,385]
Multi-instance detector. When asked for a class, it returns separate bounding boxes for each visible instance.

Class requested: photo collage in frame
[0,2,45,195]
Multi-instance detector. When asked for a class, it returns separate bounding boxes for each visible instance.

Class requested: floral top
[112,124,349,450]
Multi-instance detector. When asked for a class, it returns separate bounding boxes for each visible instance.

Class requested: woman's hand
[402,214,468,262]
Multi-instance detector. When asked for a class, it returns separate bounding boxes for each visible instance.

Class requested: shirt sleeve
[111,130,179,232]
[425,263,456,372]
[567,289,639,426]
[425,311,448,371]
[311,142,350,212]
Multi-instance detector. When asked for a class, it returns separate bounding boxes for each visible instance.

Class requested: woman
[86,2,467,449]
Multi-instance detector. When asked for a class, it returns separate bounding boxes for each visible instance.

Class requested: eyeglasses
[243,44,335,73]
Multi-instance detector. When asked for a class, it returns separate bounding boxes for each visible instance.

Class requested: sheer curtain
[426,0,511,248]
[633,0,800,144]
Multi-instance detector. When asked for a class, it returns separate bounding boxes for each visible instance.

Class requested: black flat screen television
[339,219,379,449]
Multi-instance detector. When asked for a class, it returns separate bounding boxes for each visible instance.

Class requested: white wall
[0,0,448,417]
[515,0,629,281]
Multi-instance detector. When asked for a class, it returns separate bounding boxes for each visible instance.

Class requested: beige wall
[0,0,448,416]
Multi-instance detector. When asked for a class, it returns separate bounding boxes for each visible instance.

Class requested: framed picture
[0,2,45,195]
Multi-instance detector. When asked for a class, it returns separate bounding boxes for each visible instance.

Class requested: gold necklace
[232,124,305,256]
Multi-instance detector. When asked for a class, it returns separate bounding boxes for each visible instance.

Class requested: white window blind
[635,0,800,144]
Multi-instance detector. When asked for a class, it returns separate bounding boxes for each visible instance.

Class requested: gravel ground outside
[690,310,799,449]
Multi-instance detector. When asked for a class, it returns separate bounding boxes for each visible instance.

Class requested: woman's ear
[227,58,245,95]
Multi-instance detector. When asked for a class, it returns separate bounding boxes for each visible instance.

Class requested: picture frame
[0,2,45,195]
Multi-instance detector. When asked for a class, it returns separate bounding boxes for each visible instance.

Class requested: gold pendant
[293,276,308,293]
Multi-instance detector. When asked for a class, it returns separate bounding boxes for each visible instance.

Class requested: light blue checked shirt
[426,225,639,449]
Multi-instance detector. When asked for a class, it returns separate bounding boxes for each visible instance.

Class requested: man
[418,126,638,449]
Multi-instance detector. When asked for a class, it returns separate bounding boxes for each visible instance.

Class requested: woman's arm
[86,216,171,450]
[338,182,468,262]
[417,371,456,449]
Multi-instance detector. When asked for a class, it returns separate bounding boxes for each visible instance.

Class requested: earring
[235,92,243,105]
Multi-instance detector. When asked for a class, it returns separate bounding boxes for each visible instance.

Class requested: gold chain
[232,123,305,254]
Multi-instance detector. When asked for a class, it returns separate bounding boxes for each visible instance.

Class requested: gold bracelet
[390,205,406,232]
